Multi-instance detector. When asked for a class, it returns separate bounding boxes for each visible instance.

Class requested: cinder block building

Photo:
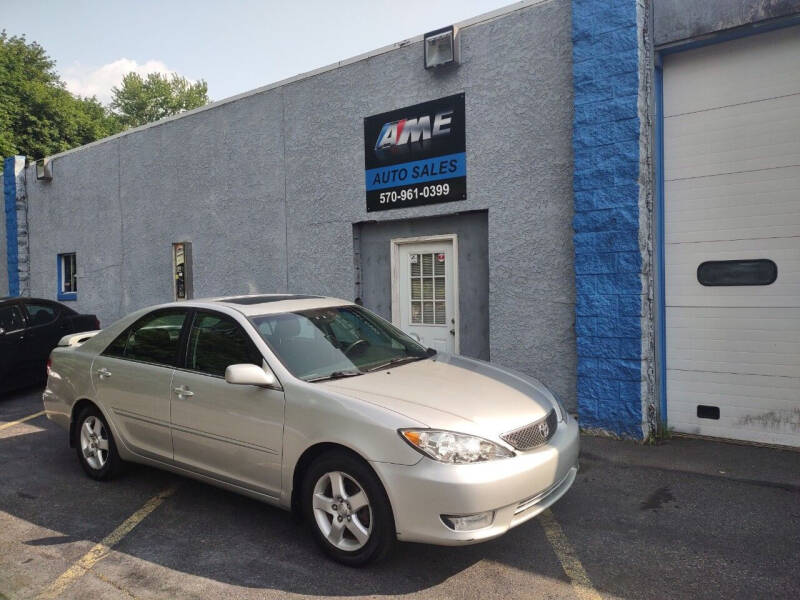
[4,0,799,447]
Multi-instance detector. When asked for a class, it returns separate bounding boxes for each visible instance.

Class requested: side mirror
[408,332,422,343]
[225,363,279,388]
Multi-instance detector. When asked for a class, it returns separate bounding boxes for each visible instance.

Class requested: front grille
[500,409,558,451]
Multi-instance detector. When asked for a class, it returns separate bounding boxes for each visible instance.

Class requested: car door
[20,300,62,378]
[171,310,285,498]
[0,303,29,391]
[91,308,189,463]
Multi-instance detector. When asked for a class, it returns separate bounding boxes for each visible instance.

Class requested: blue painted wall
[3,156,20,297]
[572,0,643,437]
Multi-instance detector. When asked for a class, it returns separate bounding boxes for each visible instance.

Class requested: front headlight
[399,429,515,464]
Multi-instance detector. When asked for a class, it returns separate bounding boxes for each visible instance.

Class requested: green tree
[0,30,122,159]
[110,72,209,128]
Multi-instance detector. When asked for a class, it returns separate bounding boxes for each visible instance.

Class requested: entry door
[170,310,284,498]
[393,238,458,353]
[663,26,800,447]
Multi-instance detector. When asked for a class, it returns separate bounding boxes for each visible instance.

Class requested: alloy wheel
[79,415,109,470]
[312,470,373,551]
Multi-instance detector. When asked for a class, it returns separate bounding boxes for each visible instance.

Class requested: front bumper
[372,416,579,545]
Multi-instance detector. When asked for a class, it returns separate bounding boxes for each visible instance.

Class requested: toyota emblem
[537,421,549,438]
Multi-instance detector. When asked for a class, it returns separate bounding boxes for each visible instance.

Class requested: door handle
[173,385,194,398]
[95,368,112,379]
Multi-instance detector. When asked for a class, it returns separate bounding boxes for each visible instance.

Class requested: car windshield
[250,305,431,381]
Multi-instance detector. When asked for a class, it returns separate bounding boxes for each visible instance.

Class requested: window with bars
[409,252,446,325]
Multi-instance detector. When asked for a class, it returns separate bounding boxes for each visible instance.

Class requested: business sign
[364,93,466,212]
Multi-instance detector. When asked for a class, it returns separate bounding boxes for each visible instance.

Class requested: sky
[2,0,520,105]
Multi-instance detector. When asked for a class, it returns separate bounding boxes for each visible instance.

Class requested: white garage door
[663,26,800,447]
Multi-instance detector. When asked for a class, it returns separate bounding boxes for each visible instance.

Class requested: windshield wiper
[307,370,363,383]
[365,355,426,372]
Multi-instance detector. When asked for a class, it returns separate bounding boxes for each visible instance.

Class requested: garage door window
[697,259,777,286]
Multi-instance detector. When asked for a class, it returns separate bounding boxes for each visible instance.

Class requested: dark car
[0,297,99,394]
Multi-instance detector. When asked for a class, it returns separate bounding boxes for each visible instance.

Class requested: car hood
[320,353,557,438]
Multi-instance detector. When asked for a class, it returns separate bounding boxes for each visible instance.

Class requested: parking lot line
[0,410,46,431]
[36,484,179,600]
[539,509,603,600]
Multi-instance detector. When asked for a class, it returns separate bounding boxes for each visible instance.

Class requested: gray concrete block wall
[22,0,577,407]
[357,211,490,361]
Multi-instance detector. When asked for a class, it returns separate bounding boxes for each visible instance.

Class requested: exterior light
[36,158,53,181]
[424,26,460,69]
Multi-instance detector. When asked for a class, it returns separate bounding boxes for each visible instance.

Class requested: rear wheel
[75,405,121,480]
[302,451,395,566]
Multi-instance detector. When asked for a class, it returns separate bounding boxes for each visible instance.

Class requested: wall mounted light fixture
[424,26,460,69]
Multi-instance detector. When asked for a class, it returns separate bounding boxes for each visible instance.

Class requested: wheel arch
[69,397,104,448]
[290,442,395,530]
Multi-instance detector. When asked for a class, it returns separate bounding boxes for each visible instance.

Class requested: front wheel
[302,451,395,566]
[75,405,122,480]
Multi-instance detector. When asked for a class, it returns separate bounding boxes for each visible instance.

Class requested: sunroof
[221,294,322,305]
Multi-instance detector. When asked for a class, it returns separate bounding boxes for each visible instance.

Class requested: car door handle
[173,385,194,398]
[95,368,112,379]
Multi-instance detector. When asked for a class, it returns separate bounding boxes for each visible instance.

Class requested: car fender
[280,380,424,507]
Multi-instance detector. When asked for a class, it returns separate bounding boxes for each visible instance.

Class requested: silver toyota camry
[43,294,579,565]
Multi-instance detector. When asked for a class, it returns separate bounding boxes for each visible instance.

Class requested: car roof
[190,294,355,317]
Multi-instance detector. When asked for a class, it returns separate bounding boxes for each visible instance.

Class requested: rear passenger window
[104,311,186,367]
[186,312,262,377]
[697,259,777,286]
[25,302,58,326]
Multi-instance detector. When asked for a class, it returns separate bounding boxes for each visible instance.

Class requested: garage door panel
[667,306,800,332]
[664,26,800,447]
[668,369,799,404]
[667,372,800,446]
[665,167,800,241]
[663,26,800,116]
[667,166,800,211]
[664,93,800,181]
[667,412,800,447]
[665,238,800,307]
[667,306,800,378]
[668,337,800,360]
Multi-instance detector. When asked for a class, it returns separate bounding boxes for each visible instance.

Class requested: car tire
[74,405,122,481]
[302,450,395,566]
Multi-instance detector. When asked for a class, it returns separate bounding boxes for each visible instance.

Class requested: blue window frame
[57,253,77,301]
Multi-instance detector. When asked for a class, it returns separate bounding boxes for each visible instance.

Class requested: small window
[186,312,262,377]
[697,259,777,286]
[24,301,58,327]
[58,253,78,300]
[409,252,447,325]
[104,310,187,367]
[0,305,25,332]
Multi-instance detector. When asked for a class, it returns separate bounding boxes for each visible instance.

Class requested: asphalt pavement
[1,386,798,599]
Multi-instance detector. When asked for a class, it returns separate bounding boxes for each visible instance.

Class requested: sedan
[43,294,579,565]
[1,296,99,395]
